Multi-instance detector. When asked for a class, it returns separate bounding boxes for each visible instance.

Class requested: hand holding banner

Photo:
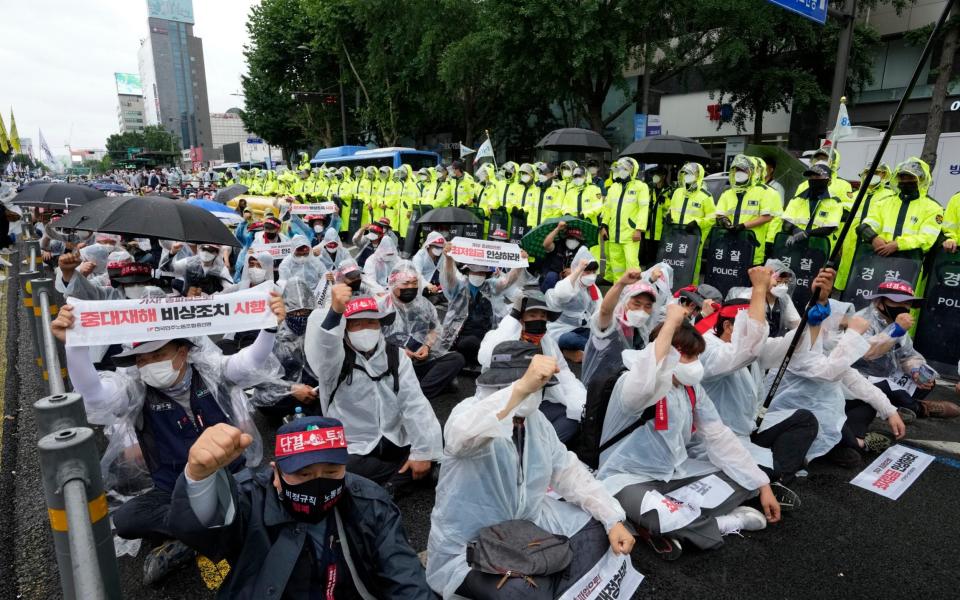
[67,288,277,347]
[556,549,644,600]
[448,236,526,269]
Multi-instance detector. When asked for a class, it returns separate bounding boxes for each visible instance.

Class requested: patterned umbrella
[520,216,598,259]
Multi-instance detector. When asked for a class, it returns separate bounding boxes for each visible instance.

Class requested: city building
[115,72,146,133]
[209,108,250,149]
[137,0,212,158]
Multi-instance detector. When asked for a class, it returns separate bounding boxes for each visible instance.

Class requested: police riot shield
[700,228,758,298]
[655,225,702,289]
[770,233,831,312]
[487,208,509,239]
[839,243,923,310]
[402,204,430,256]
[510,210,530,243]
[913,249,960,378]
[462,207,485,239]
[348,198,364,236]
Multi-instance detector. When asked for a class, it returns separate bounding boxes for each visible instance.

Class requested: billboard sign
[766,0,827,25]
[634,114,647,141]
[646,115,662,136]
[114,73,143,96]
[147,0,195,24]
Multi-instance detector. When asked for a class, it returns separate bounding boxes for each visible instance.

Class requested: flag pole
[762,0,956,408]
[485,129,497,170]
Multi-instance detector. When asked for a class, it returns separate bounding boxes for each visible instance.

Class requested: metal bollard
[23,239,41,274]
[31,278,68,395]
[34,393,90,438]
[20,270,44,370]
[38,427,122,600]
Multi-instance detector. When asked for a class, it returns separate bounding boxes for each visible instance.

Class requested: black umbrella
[12,183,105,209]
[536,127,612,152]
[56,195,240,247]
[213,184,249,204]
[620,135,710,164]
[417,207,483,225]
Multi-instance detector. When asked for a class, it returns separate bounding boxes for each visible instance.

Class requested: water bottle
[283,406,304,424]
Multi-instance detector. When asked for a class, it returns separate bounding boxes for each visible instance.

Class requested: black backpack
[327,341,401,406]
[576,367,657,470]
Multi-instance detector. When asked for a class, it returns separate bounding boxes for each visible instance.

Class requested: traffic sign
[766,0,827,25]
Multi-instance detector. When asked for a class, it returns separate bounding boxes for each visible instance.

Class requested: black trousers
[346,437,413,489]
[113,487,173,544]
[839,379,931,448]
[412,351,465,400]
[751,408,818,484]
[456,520,608,600]
[455,334,484,367]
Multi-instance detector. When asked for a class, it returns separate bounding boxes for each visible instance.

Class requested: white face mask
[617,168,631,180]
[124,284,146,299]
[247,267,267,284]
[468,274,487,287]
[674,359,704,386]
[814,159,829,166]
[365,232,379,242]
[572,177,585,187]
[652,175,662,184]
[198,250,217,263]
[347,328,380,352]
[869,175,881,186]
[520,174,532,184]
[292,254,308,264]
[313,224,324,233]
[561,169,572,179]
[733,171,749,184]
[514,389,544,418]
[625,309,650,328]
[564,238,580,250]
[771,283,790,298]
[477,170,488,182]
[580,274,597,287]
[139,358,182,389]
[588,167,599,176]
[430,246,443,257]
[537,173,549,183]
[418,174,428,181]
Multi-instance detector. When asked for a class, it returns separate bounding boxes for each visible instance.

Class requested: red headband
[673,285,697,299]
[717,303,749,319]
[275,427,347,457]
[343,297,378,317]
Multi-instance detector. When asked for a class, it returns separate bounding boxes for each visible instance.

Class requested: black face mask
[264,230,279,241]
[880,302,910,322]
[276,468,345,524]
[808,179,829,195]
[523,319,548,335]
[898,181,920,200]
[285,314,310,336]
[397,287,419,303]
[347,278,362,292]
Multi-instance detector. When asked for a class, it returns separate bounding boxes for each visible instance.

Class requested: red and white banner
[557,549,643,600]
[638,474,734,533]
[448,236,526,269]
[290,202,338,216]
[850,444,934,500]
[67,288,277,347]
[250,241,293,258]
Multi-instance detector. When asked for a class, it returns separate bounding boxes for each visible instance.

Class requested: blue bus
[310,146,440,170]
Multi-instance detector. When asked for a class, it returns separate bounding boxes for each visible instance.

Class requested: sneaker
[863,430,895,454]
[824,446,862,469]
[897,407,917,424]
[143,540,196,586]
[919,400,960,419]
[770,481,801,512]
[728,506,767,532]
[634,526,683,561]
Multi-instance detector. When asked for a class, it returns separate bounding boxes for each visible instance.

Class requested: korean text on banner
[850,444,935,500]
[556,549,644,600]
[290,202,338,216]
[251,242,293,258]
[448,236,526,269]
[67,288,277,347]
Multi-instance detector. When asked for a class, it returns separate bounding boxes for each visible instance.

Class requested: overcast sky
[0,0,260,156]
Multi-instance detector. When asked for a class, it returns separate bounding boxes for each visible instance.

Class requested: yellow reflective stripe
[22,298,33,307]
[48,493,109,532]
[921,227,941,234]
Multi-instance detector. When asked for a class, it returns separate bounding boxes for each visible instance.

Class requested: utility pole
[828,0,858,130]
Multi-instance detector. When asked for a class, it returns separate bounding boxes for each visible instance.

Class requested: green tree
[106,125,179,156]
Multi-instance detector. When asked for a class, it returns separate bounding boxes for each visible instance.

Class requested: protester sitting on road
[57,248,159,300]
[761,269,906,469]
[252,215,289,245]
[304,284,443,494]
[427,343,634,599]
[596,304,781,560]
[439,241,527,368]
[478,289,584,443]
[699,266,817,510]
[169,242,234,296]
[168,418,432,598]
[315,227,350,271]
[49,294,285,585]
[278,234,327,289]
[539,220,584,291]
[362,235,400,293]
[852,279,960,420]
[352,218,397,267]
[545,246,603,363]
[411,231,446,302]
[382,261,465,400]
[727,259,800,338]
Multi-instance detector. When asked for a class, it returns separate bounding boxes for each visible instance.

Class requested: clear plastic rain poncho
[852,301,926,379]
[411,231,445,286]
[68,334,280,495]
[382,260,448,355]
[361,236,400,293]
[250,278,318,409]
[78,234,121,276]
[477,306,586,421]
[596,343,770,497]
[316,227,351,271]
[426,382,626,598]
[726,259,800,337]
[582,263,674,387]
[545,246,604,342]
[760,300,872,460]
[237,250,276,289]
[277,234,327,290]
